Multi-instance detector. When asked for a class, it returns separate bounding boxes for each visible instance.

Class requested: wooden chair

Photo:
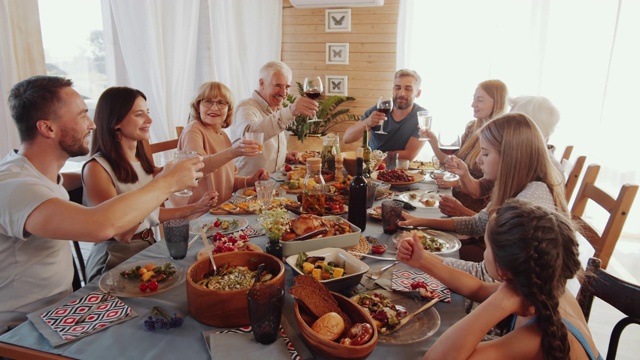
[561,145,574,162]
[577,257,640,360]
[142,138,179,168]
[570,164,638,269]
[176,125,184,138]
[564,155,586,202]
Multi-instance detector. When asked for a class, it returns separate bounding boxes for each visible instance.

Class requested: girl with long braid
[397,199,601,359]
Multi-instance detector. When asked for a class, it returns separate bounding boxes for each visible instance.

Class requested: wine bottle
[361,129,372,178]
[348,148,367,232]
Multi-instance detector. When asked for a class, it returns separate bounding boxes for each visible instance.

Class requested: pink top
[178,120,247,204]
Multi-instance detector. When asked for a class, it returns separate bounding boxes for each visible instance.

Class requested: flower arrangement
[257,206,291,241]
[143,306,184,331]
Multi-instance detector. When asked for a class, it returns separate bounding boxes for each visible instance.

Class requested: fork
[365,261,399,289]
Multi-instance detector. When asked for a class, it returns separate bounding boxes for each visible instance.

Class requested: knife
[348,252,398,261]
[291,228,328,241]
[393,199,416,210]
[74,291,111,325]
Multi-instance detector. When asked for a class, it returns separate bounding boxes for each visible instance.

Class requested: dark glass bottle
[362,129,372,178]
[347,148,367,232]
[266,238,283,260]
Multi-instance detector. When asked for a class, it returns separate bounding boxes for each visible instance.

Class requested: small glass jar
[302,157,325,216]
[321,133,340,174]
[265,238,283,260]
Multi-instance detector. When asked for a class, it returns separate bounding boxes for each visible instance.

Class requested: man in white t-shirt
[0,76,204,333]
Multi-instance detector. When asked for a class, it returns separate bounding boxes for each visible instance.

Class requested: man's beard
[59,127,90,158]
[393,96,413,110]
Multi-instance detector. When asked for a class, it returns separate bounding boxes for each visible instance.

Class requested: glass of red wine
[375,96,393,135]
[303,76,323,122]
[437,131,461,181]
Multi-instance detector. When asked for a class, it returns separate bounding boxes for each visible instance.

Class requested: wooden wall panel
[282,0,399,151]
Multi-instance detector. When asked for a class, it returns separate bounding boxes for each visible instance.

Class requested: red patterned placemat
[391,269,451,302]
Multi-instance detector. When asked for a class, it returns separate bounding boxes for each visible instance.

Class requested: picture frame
[325,9,351,32]
[326,43,349,65]
[325,75,348,96]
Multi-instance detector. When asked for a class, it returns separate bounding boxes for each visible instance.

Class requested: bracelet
[244,177,248,189]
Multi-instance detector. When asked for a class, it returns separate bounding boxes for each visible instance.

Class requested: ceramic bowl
[294,291,378,360]
[186,251,285,327]
[285,248,369,292]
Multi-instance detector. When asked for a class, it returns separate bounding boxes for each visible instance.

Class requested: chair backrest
[577,257,640,360]
[67,186,88,289]
[561,145,574,162]
[564,155,586,202]
[176,125,184,138]
[570,164,639,269]
[142,138,179,168]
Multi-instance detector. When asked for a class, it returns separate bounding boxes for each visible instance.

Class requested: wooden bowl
[294,292,378,360]
[186,252,285,327]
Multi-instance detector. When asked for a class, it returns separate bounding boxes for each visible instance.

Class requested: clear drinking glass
[437,132,461,181]
[375,96,393,135]
[417,110,432,141]
[303,76,323,122]
[173,150,198,196]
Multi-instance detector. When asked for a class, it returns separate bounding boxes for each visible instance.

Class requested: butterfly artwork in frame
[325,75,348,96]
[326,43,349,65]
[325,9,351,32]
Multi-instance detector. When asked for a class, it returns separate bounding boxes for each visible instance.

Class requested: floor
[73,235,640,359]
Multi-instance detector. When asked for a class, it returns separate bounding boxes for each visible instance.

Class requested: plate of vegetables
[391,229,461,254]
[189,215,248,236]
[285,248,369,291]
[99,260,185,297]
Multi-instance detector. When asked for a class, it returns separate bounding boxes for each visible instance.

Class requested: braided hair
[487,199,581,360]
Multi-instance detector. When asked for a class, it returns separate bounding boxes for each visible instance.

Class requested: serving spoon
[387,297,441,334]
[199,226,216,274]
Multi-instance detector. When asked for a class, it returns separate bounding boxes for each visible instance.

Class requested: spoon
[253,263,265,287]
[387,297,441,334]
[199,226,216,274]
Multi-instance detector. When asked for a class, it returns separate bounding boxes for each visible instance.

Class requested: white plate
[354,290,441,344]
[392,229,461,254]
[285,248,369,292]
[189,214,249,235]
[99,260,185,298]
[398,190,441,209]
[234,187,256,198]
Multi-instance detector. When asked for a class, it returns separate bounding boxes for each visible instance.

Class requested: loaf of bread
[289,275,352,331]
[311,312,345,341]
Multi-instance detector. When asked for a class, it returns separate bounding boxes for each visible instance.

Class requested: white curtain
[398,0,640,234]
[0,0,46,155]
[104,0,282,142]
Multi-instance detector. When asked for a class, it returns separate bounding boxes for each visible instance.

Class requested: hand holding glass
[173,150,199,196]
[244,132,264,154]
[437,132,461,181]
[375,96,393,135]
[417,110,432,141]
[303,76,323,122]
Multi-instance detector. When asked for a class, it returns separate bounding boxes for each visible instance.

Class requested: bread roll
[311,312,345,341]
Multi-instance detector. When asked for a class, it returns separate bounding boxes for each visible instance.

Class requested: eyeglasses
[200,99,229,108]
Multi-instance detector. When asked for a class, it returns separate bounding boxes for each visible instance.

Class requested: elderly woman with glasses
[176,81,270,204]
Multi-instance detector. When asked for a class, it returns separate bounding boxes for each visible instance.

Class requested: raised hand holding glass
[375,96,393,135]
[303,76,323,122]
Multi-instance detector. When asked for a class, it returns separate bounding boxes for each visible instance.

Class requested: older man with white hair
[230,61,318,175]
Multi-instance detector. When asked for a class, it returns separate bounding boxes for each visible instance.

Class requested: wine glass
[437,132,461,181]
[173,150,198,196]
[417,110,432,141]
[303,76,323,122]
[375,96,393,135]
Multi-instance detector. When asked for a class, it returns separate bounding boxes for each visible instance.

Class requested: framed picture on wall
[325,75,348,96]
[325,9,351,32]
[326,43,349,65]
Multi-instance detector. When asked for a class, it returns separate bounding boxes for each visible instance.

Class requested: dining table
[0,174,470,360]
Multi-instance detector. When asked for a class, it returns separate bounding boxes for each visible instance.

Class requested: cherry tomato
[377,163,386,170]
[139,283,148,292]
[284,164,292,172]
[148,281,159,292]
[371,244,387,255]
[213,220,221,227]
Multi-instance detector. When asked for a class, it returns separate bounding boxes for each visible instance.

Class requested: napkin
[242,224,266,238]
[37,291,136,346]
[203,325,300,360]
[391,269,451,302]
